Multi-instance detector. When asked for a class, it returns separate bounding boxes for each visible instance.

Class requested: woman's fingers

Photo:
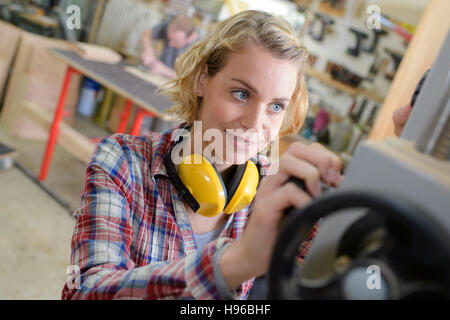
[259,152,322,198]
[258,139,344,217]
[285,141,342,186]
[283,154,322,197]
[275,180,312,211]
[393,104,412,137]
[310,142,341,185]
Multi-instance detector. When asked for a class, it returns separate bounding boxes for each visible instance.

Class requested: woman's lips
[224,130,269,154]
[224,130,263,145]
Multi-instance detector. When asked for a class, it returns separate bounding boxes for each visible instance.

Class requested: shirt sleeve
[257,154,321,264]
[61,135,235,300]
[212,242,243,300]
[151,20,169,40]
[296,220,322,263]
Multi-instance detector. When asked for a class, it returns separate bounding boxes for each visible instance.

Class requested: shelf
[19,13,58,29]
[304,66,385,104]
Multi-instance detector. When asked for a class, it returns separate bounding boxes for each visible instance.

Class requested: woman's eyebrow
[231,78,291,102]
[231,78,258,94]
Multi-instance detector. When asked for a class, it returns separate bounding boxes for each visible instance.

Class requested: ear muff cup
[222,164,246,203]
[223,160,260,214]
[177,154,227,217]
[177,155,260,217]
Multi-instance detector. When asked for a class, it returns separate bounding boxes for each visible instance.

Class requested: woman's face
[197,44,298,165]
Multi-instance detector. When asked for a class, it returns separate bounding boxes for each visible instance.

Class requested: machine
[268,30,450,300]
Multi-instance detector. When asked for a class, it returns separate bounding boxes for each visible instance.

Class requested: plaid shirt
[62,125,319,300]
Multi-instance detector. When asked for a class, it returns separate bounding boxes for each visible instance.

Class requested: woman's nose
[240,102,266,131]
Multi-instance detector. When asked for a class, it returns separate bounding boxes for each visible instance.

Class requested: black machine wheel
[268,188,450,300]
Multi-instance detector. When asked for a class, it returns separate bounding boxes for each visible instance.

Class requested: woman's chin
[221,147,259,165]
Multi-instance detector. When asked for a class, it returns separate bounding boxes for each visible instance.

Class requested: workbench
[39,48,172,181]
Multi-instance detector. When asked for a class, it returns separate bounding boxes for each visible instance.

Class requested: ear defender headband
[163,135,261,217]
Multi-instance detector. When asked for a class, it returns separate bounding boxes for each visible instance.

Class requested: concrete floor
[0,115,109,299]
[0,166,75,299]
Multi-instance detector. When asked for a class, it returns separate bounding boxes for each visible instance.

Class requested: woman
[62,10,343,300]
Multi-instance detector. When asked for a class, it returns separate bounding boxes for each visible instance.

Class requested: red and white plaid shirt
[62,125,319,300]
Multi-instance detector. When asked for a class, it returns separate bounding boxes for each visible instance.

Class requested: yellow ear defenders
[163,137,261,217]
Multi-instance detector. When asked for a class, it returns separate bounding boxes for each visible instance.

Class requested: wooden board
[106,95,127,132]
[0,31,81,140]
[88,0,106,44]
[123,65,171,88]
[19,13,58,28]
[70,42,122,64]
[23,101,95,164]
[369,0,450,140]
[0,21,22,106]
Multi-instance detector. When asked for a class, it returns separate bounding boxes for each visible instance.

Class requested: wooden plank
[0,21,22,105]
[0,40,33,134]
[106,95,128,133]
[369,0,450,140]
[19,13,58,28]
[70,42,122,64]
[305,65,359,96]
[0,31,81,139]
[93,87,114,127]
[88,0,106,44]
[23,101,95,164]
[123,65,170,88]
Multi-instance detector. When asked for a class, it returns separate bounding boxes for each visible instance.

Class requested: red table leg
[116,99,133,133]
[39,66,77,181]
[130,108,157,136]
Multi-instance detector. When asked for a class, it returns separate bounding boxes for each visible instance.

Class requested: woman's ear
[197,66,207,97]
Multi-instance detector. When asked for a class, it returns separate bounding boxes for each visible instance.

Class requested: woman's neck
[175,133,232,233]
[183,131,234,180]
[184,202,229,234]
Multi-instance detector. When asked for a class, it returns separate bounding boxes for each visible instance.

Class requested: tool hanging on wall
[328,62,363,88]
[308,13,334,42]
[384,48,403,81]
[369,54,390,78]
[368,53,382,76]
[365,104,379,128]
[346,28,368,57]
[380,14,412,43]
[363,29,388,54]
[349,97,368,124]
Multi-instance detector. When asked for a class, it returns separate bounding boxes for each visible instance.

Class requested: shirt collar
[149,122,187,181]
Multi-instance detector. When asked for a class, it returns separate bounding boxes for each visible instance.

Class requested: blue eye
[270,103,285,113]
[232,90,248,101]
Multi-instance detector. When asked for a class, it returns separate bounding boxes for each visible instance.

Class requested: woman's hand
[393,104,412,137]
[220,141,343,289]
[151,61,177,79]
[141,49,157,67]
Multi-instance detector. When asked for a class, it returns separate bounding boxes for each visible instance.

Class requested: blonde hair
[160,10,309,137]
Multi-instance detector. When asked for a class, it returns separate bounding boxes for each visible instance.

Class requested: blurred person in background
[140,14,199,79]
